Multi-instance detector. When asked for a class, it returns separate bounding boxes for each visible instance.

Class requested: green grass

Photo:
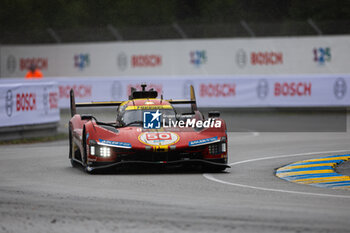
[0,133,68,145]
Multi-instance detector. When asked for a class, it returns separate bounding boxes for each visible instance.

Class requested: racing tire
[82,127,91,173]
[69,126,79,168]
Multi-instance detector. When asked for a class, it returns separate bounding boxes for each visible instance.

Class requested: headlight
[209,143,220,155]
[209,143,225,155]
[99,147,111,157]
[221,143,226,152]
[90,146,95,155]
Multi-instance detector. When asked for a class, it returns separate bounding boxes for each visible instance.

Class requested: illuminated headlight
[209,143,225,155]
[209,143,219,155]
[90,146,95,155]
[100,147,111,157]
[221,143,226,152]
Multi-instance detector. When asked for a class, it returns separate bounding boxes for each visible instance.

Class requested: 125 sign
[313,47,331,65]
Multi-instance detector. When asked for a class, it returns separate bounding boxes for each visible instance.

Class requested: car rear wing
[70,89,122,117]
[167,85,198,113]
[70,85,198,116]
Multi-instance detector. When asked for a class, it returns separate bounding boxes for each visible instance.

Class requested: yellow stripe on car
[126,105,173,110]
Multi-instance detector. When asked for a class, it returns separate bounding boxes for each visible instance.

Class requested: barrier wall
[0,75,349,108]
[0,82,60,127]
[1,35,349,77]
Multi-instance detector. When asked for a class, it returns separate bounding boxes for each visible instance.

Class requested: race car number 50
[146,133,171,140]
[139,132,179,146]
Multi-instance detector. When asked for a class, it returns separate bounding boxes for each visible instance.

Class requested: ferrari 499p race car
[69,84,229,173]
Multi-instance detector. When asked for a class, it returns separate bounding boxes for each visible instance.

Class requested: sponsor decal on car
[138,132,179,146]
[126,105,172,110]
[98,139,132,148]
[189,136,219,146]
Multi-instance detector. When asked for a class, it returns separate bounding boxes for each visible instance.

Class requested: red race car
[69,84,229,173]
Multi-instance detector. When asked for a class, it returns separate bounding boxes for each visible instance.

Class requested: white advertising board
[0,75,348,108]
[0,82,60,127]
[1,35,349,77]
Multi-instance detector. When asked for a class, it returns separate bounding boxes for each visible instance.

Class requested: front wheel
[82,127,91,173]
[69,126,79,167]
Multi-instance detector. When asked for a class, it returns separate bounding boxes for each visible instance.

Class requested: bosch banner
[0,82,59,127]
[1,75,349,108]
[1,35,350,77]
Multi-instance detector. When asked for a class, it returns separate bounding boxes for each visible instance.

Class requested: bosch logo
[7,55,16,74]
[236,49,247,68]
[20,57,48,71]
[274,82,311,97]
[257,80,268,99]
[334,78,346,100]
[117,52,128,71]
[59,85,92,98]
[111,81,122,99]
[16,93,36,111]
[131,55,162,67]
[200,83,236,97]
[251,52,283,65]
[5,90,13,117]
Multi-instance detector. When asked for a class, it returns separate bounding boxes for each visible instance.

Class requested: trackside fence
[0,82,60,140]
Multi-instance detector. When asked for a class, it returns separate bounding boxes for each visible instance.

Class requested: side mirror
[81,114,93,120]
[208,111,220,118]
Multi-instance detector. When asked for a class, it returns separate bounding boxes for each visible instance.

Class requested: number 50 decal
[146,133,172,140]
[139,132,179,146]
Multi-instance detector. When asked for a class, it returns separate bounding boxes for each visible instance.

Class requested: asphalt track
[1,129,350,233]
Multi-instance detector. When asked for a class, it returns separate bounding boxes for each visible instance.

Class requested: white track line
[203,149,350,198]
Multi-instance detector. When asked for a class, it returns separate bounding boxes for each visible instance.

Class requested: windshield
[121,109,177,126]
